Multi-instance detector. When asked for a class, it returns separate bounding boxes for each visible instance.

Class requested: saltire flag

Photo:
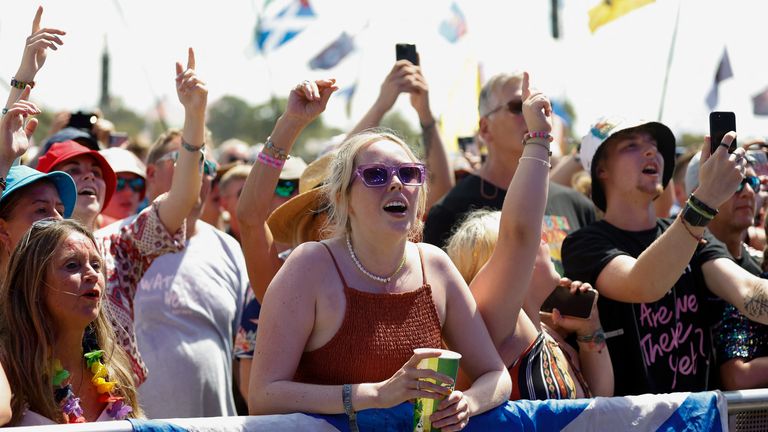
[588,0,654,33]
[439,2,468,43]
[255,0,316,54]
[752,86,768,115]
[705,48,734,110]
[309,32,355,70]
[551,99,573,127]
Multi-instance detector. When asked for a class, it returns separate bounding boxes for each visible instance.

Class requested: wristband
[577,327,606,352]
[181,139,205,152]
[688,194,718,217]
[522,131,554,144]
[257,151,285,169]
[10,78,34,90]
[524,139,553,156]
[264,137,290,161]
[342,384,359,432]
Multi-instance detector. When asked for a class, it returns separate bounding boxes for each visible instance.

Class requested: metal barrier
[725,389,768,432]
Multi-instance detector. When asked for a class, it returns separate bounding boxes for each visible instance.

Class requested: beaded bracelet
[263,137,290,161]
[10,78,34,89]
[257,151,285,169]
[522,131,553,144]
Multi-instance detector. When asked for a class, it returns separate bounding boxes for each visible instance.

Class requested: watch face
[593,332,606,345]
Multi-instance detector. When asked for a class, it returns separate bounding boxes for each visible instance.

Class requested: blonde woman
[248,81,511,431]
[0,219,141,425]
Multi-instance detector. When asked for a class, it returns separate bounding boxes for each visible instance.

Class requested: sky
[1,0,767,144]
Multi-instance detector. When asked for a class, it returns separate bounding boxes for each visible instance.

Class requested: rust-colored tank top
[294,243,443,385]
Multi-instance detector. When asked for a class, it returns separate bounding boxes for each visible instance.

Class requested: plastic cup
[412,348,462,432]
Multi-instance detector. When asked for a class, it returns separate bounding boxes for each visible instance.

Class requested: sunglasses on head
[157,151,217,178]
[485,99,524,117]
[737,175,761,193]
[353,163,426,187]
[275,179,299,198]
[116,177,145,193]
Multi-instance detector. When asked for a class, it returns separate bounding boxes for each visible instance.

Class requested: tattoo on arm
[421,126,434,159]
[744,281,768,320]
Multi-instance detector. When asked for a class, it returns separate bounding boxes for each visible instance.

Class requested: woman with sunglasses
[99,148,147,227]
[0,219,141,425]
[248,81,512,431]
[35,49,207,386]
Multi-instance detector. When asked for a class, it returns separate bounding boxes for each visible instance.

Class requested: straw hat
[267,152,334,245]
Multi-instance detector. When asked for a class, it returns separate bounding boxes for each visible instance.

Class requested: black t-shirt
[562,218,730,396]
[423,174,596,274]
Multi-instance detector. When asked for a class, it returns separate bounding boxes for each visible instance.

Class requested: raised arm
[595,137,745,303]
[347,61,412,136]
[156,48,206,233]
[0,86,39,176]
[469,72,552,346]
[3,7,65,111]
[237,79,337,301]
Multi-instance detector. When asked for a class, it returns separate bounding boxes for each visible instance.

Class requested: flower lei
[52,349,132,423]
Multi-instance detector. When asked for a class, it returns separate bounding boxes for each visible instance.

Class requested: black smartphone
[457,136,478,155]
[68,111,98,133]
[709,111,737,154]
[540,286,596,319]
[395,43,419,65]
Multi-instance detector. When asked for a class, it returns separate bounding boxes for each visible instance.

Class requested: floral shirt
[96,201,185,385]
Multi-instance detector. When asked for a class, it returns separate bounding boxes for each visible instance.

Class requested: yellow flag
[589,0,654,33]
[439,58,481,153]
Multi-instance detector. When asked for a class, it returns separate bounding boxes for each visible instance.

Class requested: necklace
[346,234,406,284]
[52,349,133,423]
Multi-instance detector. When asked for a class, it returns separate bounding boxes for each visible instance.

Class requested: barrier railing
[9,389,768,431]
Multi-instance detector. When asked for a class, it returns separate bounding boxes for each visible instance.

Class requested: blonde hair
[445,209,501,283]
[0,219,142,425]
[478,72,524,117]
[322,129,427,239]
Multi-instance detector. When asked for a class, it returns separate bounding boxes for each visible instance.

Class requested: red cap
[37,140,117,209]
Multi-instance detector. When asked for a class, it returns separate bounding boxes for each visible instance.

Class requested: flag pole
[657,0,682,122]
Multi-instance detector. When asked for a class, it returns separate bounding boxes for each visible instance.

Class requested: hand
[550,278,601,335]
[375,349,453,409]
[695,134,745,210]
[521,72,552,134]
[175,48,208,114]
[1,86,40,163]
[430,390,470,431]
[15,6,66,81]
[376,61,422,112]
[283,79,338,124]
[407,66,432,122]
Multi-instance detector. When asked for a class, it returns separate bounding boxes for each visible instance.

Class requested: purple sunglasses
[353,163,426,187]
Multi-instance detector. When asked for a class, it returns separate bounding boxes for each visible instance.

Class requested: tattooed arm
[703,257,768,325]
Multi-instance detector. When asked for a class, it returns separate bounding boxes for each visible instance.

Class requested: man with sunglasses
[685,153,768,390]
[129,128,249,418]
[424,72,595,274]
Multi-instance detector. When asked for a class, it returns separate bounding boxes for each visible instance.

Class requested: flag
[439,58,481,153]
[337,83,357,118]
[705,48,734,110]
[588,0,654,33]
[308,32,355,70]
[439,2,468,43]
[255,0,316,54]
[753,87,768,116]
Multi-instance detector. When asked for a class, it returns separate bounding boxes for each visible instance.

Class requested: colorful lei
[52,349,132,423]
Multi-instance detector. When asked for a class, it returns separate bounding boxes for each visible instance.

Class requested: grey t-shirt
[134,221,248,418]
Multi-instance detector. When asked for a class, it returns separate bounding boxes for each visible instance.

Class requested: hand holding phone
[709,111,737,154]
[540,285,597,319]
[395,43,419,65]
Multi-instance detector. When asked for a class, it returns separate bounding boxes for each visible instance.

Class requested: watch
[577,328,606,352]
[681,201,713,227]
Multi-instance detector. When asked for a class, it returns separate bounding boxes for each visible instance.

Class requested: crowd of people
[1,5,767,429]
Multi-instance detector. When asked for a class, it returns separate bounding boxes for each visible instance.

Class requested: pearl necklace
[346,235,406,284]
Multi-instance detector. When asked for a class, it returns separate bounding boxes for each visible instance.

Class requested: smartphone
[709,111,737,154]
[540,286,597,319]
[68,111,98,133]
[457,136,478,155]
[395,43,419,65]
[109,132,129,148]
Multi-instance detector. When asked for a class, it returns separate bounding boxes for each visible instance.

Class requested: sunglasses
[275,179,299,198]
[484,99,524,117]
[353,163,426,187]
[737,175,762,193]
[157,151,217,178]
[116,177,146,193]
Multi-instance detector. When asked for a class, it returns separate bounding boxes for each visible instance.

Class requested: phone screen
[457,136,478,155]
[395,43,419,65]
[540,286,596,319]
[709,111,737,154]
